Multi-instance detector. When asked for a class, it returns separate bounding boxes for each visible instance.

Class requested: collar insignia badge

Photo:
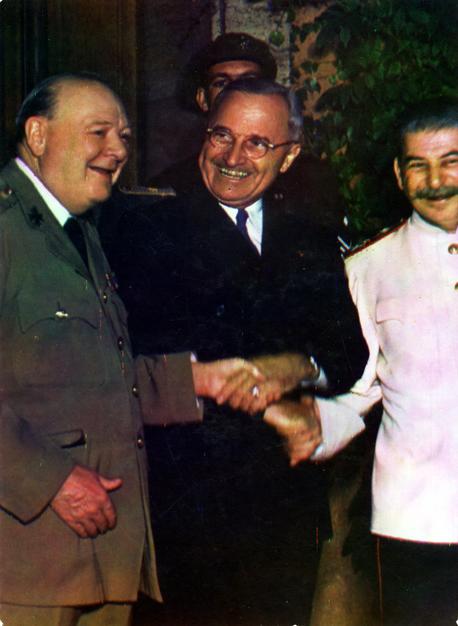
[29,207,44,226]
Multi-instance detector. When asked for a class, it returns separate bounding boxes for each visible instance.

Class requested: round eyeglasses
[206,127,296,160]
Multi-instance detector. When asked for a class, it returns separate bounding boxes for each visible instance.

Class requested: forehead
[53,81,128,125]
[211,92,289,136]
[207,60,262,80]
[403,128,458,159]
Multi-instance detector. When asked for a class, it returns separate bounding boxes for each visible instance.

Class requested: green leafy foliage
[284,0,458,241]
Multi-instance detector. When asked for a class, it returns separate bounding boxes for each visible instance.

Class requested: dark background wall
[0,0,213,185]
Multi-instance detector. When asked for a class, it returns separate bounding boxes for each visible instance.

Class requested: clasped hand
[192,353,314,414]
[263,395,322,465]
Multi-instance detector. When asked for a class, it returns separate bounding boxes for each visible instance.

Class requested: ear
[279,143,301,174]
[393,157,404,191]
[196,87,209,113]
[24,116,48,157]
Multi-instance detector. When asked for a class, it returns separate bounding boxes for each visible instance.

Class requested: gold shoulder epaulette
[346,219,407,258]
[118,185,176,198]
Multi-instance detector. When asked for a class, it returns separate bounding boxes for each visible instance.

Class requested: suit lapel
[260,194,281,260]
[190,190,260,270]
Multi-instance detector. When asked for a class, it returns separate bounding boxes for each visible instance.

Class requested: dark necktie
[64,217,89,268]
[236,208,251,243]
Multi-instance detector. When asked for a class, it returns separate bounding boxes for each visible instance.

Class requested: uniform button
[102,292,108,303]
[448,243,458,255]
[117,336,124,350]
[0,186,12,199]
[137,434,145,449]
[132,384,139,398]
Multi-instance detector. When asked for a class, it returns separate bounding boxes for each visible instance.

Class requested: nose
[223,138,245,167]
[427,162,443,189]
[107,133,129,162]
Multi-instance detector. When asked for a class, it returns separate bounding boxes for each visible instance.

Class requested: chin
[90,186,112,204]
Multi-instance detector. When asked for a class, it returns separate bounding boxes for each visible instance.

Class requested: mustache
[413,186,458,200]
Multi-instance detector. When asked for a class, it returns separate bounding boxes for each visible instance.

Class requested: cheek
[84,138,103,162]
[200,148,220,174]
[403,173,422,194]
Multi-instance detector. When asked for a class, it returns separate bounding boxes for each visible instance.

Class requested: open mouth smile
[89,166,116,180]
[218,166,249,179]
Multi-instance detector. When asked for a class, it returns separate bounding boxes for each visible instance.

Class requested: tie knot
[64,216,80,233]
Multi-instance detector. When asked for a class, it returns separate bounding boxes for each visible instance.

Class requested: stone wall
[211,0,291,84]
[211,0,334,116]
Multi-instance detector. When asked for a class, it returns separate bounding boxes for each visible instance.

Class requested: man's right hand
[192,358,266,413]
[51,465,123,539]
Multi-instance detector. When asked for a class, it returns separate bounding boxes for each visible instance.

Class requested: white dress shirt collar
[218,198,263,254]
[15,157,71,226]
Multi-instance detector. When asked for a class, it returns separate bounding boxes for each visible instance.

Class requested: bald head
[15,73,119,145]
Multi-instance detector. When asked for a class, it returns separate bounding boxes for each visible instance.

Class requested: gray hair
[210,78,304,143]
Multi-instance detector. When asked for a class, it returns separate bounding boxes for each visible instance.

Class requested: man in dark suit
[106,79,368,626]
[148,32,347,238]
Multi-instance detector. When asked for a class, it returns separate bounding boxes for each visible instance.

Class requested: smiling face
[394,128,458,232]
[198,91,300,208]
[23,80,130,215]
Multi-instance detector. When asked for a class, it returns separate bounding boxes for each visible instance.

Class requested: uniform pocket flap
[376,298,404,322]
[48,429,87,448]
[17,296,98,333]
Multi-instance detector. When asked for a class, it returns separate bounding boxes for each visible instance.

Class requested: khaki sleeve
[135,352,203,426]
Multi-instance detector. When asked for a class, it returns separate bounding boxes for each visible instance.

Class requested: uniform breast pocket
[375,295,434,366]
[13,295,109,388]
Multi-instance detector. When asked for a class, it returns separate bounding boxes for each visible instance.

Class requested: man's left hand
[252,353,318,393]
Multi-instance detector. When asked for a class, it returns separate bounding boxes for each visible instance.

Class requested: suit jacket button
[117,336,124,350]
[132,384,139,397]
[216,304,225,317]
[102,292,108,303]
[137,434,145,449]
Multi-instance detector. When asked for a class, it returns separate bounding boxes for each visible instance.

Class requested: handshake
[192,352,322,463]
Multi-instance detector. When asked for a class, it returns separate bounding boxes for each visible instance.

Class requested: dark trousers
[153,539,321,626]
[377,536,458,626]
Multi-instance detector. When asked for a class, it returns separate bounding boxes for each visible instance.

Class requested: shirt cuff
[300,356,328,391]
[311,396,365,461]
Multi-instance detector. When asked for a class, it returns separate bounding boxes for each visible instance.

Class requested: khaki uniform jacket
[0,160,199,607]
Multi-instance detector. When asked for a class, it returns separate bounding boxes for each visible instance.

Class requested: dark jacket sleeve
[290,227,368,396]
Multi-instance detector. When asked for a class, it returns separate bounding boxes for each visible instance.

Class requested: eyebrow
[403,150,458,163]
[88,120,131,129]
[211,125,272,143]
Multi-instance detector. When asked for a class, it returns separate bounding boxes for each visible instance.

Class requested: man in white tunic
[265,98,458,626]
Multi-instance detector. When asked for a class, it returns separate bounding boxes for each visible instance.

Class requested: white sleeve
[312,257,383,460]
